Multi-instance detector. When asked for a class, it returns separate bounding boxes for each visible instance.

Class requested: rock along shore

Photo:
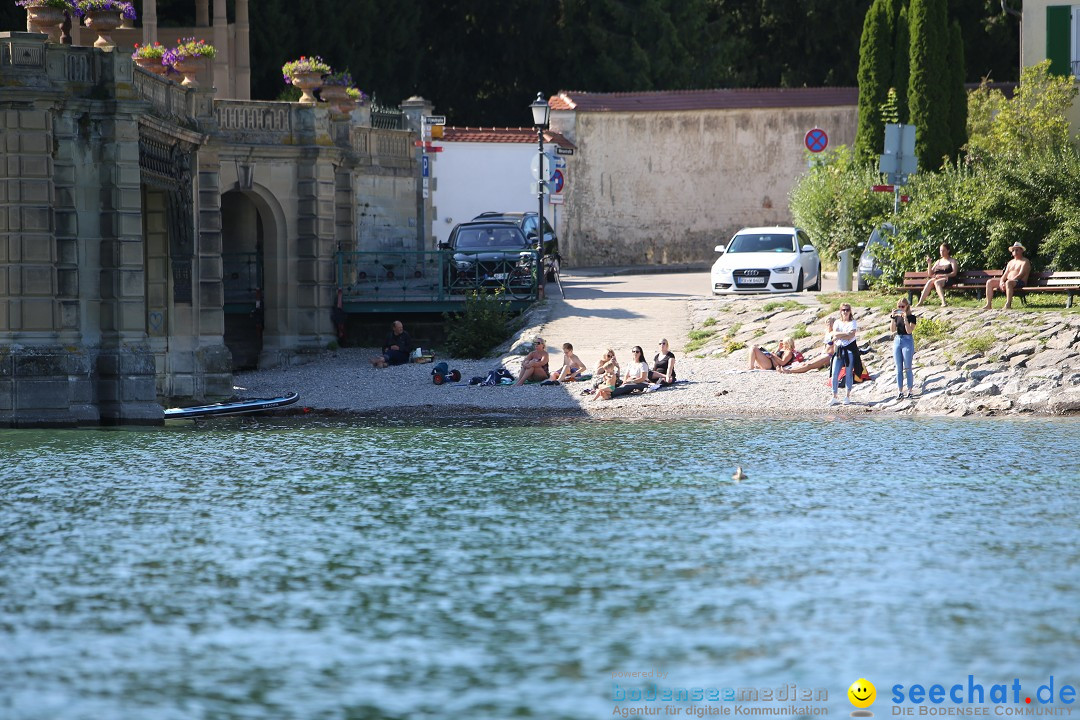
[234,290,1080,421]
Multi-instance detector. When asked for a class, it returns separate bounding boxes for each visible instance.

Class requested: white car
[711,226,822,294]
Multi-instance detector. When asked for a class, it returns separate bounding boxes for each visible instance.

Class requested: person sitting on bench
[983,242,1031,310]
[916,243,959,307]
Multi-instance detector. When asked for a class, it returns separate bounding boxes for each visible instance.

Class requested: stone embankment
[686,298,1080,416]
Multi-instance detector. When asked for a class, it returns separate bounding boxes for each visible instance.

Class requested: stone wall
[554,105,857,267]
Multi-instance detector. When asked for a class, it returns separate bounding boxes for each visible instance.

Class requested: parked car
[472,211,559,258]
[856,223,896,290]
[440,221,537,297]
[711,226,822,294]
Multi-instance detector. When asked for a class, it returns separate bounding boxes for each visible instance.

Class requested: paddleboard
[164,392,300,419]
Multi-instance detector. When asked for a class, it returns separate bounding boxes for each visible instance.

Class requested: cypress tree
[891,5,910,123]
[855,0,894,162]
[907,0,950,170]
[946,20,968,160]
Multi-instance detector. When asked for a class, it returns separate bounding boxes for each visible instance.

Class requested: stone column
[194,150,234,397]
[212,0,228,97]
[142,0,158,46]
[399,96,433,251]
[235,0,250,100]
[196,0,209,27]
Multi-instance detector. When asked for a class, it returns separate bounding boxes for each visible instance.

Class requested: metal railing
[336,250,539,304]
[371,109,407,130]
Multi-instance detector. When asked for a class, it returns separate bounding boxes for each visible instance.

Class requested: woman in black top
[917,243,958,307]
[891,299,917,399]
[649,339,676,385]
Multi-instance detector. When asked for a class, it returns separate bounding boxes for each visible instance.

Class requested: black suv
[439,221,537,297]
[472,211,559,259]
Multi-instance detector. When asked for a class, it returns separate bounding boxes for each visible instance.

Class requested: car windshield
[454,226,528,250]
[726,233,797,253]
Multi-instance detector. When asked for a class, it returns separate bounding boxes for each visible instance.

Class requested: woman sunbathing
[779,319,834,374]
[747,337,796,370]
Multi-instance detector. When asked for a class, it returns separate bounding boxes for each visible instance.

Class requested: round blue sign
[551,169,564,193]
[805,128,828,153]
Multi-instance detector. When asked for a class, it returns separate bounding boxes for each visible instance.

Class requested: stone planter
[25,4,66,43]
[171,57,205,87]
[289,71,323,105]
[133,56,168,75]
[319,84,352,115]
[84,9,122,50]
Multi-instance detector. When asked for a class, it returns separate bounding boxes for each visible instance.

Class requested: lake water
[2,417,1079,720]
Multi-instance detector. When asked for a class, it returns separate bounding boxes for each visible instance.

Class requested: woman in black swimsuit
[917,243,958,307]
[649,339,677,385]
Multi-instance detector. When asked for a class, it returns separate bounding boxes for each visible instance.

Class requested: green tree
[946,20,968,161]
[907,0,950,170]
[891,5,910,122]
[855,0,894,161]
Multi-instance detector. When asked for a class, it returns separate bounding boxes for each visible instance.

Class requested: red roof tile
[549,87,859,112]
[440,127,575,149]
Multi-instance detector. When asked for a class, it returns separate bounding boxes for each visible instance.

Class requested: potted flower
[281,55,331,105]
[319,70,352,110]
[162,37,216,87]
[131,41,167,75]
[72,0,136,49]
[16,0,73,43]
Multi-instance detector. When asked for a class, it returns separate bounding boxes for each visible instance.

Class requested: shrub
[912,315,951,344]
[724,339,747,354]
[792,323,812,339]
[443,291,513,359]
[960,333,996,355]
[684,329,717,353]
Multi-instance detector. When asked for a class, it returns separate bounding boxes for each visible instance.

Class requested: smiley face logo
[848,678,876,709]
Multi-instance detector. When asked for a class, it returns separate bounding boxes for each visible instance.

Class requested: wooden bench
[902,270,1080,308]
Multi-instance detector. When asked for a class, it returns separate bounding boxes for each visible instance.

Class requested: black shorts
[933,273,955,286]
[1012,278,1026,290]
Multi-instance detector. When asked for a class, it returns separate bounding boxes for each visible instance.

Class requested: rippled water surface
[2,417,1079,720]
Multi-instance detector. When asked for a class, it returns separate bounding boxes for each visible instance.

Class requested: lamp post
[530,92,550,299]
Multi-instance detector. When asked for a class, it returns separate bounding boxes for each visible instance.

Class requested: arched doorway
[221,190,265,370]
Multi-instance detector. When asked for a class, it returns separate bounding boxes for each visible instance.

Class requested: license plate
[493,273,509,280]
[738,276,766,285]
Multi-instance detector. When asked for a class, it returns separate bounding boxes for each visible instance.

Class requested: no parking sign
[804,128,828,153]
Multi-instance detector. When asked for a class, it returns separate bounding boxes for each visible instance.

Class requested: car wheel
[796,270,804,292]
[810,267,822,292]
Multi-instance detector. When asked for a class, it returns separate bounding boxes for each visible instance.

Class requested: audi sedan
[711,226,822,294]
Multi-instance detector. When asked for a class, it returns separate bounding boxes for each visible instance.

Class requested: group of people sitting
[515,337,677,400]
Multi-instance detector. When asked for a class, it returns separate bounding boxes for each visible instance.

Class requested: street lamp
[530,92,550,298]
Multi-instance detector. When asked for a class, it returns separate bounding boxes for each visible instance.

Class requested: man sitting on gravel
[370,320,412,368]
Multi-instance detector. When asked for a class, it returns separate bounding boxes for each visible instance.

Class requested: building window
[1046,5,1080,77]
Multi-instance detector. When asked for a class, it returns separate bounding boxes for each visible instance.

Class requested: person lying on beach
[513,337,550,386]
[649,339,676,385]
[779,319,834,374]
[748,337,796,370]
[551,342,586,382]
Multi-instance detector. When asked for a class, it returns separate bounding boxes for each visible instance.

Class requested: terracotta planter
[171,57,205,87]
[26,4,66,42]
[84,9,122,50]
[134,56,168,75]
[289,71,323,105]
[319,84,352,114]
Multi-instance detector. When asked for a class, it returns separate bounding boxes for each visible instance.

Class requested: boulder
[968,367,1001,381]
[1048,389,1080,415]
[968,381,1000,397]
[972,396,1013,413]
[1000,340,1039,361]
[1046,330,1078,350]
[1025,350,1079,369]
[1015,390,1051,412]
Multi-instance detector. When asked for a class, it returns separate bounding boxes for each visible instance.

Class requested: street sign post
[878,123,917,214]
[423,115,446,125]
[530,151,555,181]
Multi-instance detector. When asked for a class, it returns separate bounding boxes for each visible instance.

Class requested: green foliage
[891,5,910,123]
[856,0,895,162]
[946,21,968,161]
[684,329,717,353]
[908,0,951,170]
[724,339,747,354]
[960,333,996,355]
[788,146,893,262]
[443,291,514,359]
[792,323,812,339]
[762,299,806,312]
[912,315,951,344]
[703,316,717,327]
[880,87,900,125]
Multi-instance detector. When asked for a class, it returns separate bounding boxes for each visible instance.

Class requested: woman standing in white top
[830,304,858,405]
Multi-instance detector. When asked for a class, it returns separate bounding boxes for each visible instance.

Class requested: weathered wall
[556,106,857,266]
[1021,0,1080,130]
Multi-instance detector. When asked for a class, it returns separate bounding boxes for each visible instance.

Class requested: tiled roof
[549,87,859,112]
[440,126,575,148]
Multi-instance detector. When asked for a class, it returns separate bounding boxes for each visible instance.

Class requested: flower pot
[84,9,122,50]
[171,57,205,87]
[319,84,351,115]
[26,4,66,43]
[289,71,323,105]
[134,56,168,75]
